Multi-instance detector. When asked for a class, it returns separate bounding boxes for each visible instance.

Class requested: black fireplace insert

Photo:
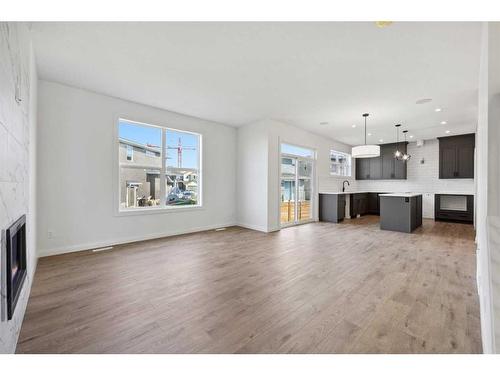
[5,214,27,320]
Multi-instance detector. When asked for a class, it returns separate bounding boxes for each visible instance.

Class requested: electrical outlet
[48,231,54,239]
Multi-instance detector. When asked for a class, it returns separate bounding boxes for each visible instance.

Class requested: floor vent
[92,246,114,253]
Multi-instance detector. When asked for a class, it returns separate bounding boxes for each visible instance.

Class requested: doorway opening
[280,143,315,227]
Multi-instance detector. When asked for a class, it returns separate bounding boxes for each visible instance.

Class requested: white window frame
[113,117,203,216]
[329,149,352,177]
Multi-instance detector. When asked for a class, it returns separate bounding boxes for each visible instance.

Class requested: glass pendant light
[394,124,403,160]
[401,130,411,161]
[352,113,380,158]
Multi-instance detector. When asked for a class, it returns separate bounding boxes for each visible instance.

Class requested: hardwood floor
[16,216,482,353]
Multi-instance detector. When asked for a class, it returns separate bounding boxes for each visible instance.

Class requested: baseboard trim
[39,222,237,257]
[236,222,270,233]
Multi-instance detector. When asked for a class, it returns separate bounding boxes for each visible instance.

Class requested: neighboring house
[119,138,198,208]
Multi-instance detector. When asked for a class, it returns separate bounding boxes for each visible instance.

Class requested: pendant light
[401,130,411,161]
[352,113,380,158]
[394,124,403,160]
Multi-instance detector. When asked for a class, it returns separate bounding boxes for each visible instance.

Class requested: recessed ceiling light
[368,133,372,136]
[352,124,356,128]
[445,130,451,134]
[435,108,442,112]
[441,121,447,125]
[375,21,393,28]
[379,139,384,143]
[319,121,329,126]
[409,135,414,138]
[416,98,432,104]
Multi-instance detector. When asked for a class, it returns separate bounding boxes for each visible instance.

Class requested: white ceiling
[31,22,481,146]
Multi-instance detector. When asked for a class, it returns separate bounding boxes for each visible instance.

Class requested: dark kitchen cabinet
[367,193,379,214]
[319,194,345,223]
[355,143,406,180]
[393,147,407,179]
[380,142,407,180]
[369,156,382,179]
[350,193,368,218]
[435,194,474,223]
[438,134,475,179]
[381,144,395,179]
[355,158,370,180]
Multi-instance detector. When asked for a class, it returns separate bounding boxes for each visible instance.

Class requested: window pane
[118,119,202,210]
[119,120,162,165]
[298,160,312,178]
[280,180,295,224]
[298,178,312,221]
[165,129,200,206]
[119,167,161,209]
[281,143,314,158]
[281,157,296,177]
[330,150,351,177]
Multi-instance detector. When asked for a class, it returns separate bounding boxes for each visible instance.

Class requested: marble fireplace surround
[0,23,38,354]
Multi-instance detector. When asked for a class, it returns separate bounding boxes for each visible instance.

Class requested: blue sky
[119,120,199,169]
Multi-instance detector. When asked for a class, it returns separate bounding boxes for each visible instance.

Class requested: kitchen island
[379,193,423,233]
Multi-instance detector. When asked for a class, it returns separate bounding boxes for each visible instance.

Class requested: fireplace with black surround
[4,215,27,320]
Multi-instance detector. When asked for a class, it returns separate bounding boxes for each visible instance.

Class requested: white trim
[38,222,237,258]
[236,222,270,233]
[114,204,204,217]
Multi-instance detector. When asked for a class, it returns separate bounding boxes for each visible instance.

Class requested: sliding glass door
[280,144,315,227]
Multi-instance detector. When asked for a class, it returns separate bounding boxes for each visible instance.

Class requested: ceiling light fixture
[394,124,403,160]
[368,133,372,136]
[409,135,414,138]
[375,21,393,28]
[441,121,447,125]
[435,108,442,112]
[352,113,380,158]
[352,124,356,128]
[401,130,411,162]
[446,130,451,134]
[379,139,384,143]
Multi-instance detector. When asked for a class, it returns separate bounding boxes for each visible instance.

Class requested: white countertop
[320,191,474,196]
[319,191,370,195]
[379,193,423,198]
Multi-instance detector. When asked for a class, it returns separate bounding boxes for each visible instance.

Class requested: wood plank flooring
[16,216,482,353]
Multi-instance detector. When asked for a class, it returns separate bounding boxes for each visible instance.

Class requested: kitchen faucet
[342,180,350,192]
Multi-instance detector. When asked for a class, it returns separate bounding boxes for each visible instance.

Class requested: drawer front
[436,210,472,222]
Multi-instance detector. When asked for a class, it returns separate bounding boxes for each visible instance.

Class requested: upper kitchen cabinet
[355,157,371,180]
[355,156,381,180]
[383,142,407,180]
[438,134,475,179]
[356,142,406,180]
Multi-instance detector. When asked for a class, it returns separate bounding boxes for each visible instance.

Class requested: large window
[330,150,351,177]
[118,118,201,211]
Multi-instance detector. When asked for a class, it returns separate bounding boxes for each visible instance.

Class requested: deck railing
[280,200,311,223]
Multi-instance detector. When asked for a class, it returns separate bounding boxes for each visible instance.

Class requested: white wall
[37,80,237,256]
[475,21,500,354]
[486,22,500,353]
[0,23,38,354]
[236,119,354,232]
[236,121,270,232]
[355,139,475,218]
